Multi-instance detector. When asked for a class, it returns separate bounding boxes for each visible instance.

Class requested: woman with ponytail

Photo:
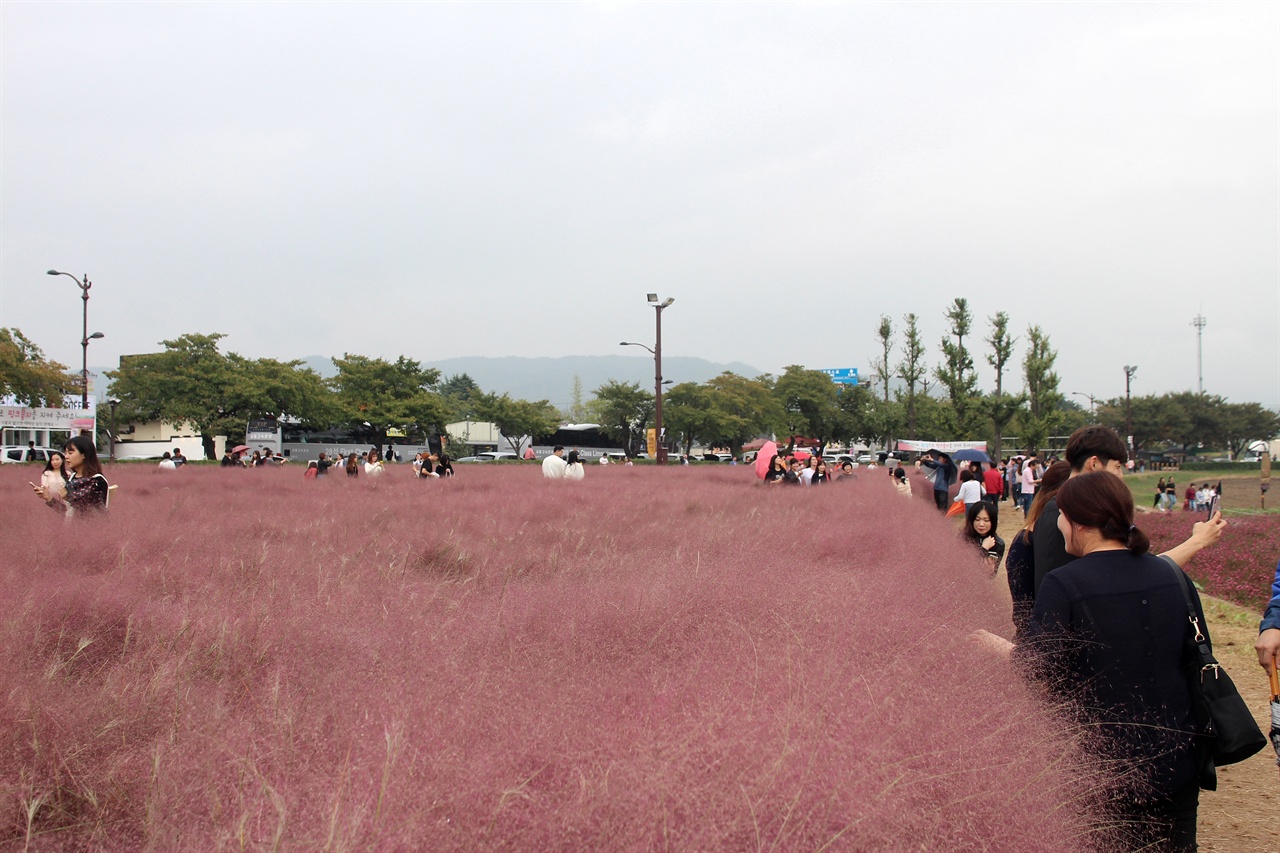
[1018,471,1206,852]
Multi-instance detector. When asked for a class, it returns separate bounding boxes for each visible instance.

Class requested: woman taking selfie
[31,434,108,517]
[1017,471,1203,851]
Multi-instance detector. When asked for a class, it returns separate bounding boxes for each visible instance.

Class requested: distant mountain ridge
[297,354,763,410]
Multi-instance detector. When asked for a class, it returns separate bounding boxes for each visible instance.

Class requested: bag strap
[1162,555,1217,664]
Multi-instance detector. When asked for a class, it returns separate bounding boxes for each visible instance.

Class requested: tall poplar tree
[1017,325,1062,453]
[896,313,926,439]
[934,298,979,436]
[982,311,1023,460]
[871,315,893,403]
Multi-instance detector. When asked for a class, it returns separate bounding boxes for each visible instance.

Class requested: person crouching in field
[31,434,108,517]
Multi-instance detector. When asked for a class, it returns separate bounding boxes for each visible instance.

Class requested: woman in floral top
[31,434,108,516]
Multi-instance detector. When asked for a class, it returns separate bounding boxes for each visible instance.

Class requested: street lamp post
[108,397,120,462]
[1123,365,1138,455]
[1070,391,1096,417]
[620,293,675,464]
[47,270,100,410]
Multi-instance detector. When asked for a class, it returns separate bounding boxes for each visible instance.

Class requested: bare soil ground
[990,503,1279,852]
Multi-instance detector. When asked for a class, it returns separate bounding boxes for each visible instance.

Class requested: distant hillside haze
[298,355,763,409]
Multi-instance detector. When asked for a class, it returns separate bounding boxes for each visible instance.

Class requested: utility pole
[1191,313,1207,394]
[1123,365,1137,456]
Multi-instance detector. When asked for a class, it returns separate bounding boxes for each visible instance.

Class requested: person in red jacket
[982,461,1004,502]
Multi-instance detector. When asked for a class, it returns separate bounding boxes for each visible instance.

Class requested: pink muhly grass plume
[1,463,1108,850]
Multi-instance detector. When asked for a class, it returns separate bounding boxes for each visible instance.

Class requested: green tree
[439,373,483,420]
[774,365,845,453]
[1096,394,1187,457]
[1221,402,1280,459]
[663,382,719,456]
[107,333,239,458]
[981,311,1024,460]
[833,382,876,446]
[588,380,653,455]
[329,354,451,448]
[896,313,927,439]
[567,375,588,423]
[863,395,904,449]
[701,373,786,455]
[870,315,893,402]
[934,298,980,435]
[1165,392,1225,455]
[0,328,68,406]
[474,392,560,457]
[107,333,338,458]
[1016,326,1063,454]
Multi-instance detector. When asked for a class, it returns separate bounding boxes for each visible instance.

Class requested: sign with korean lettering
[818,368,859,385]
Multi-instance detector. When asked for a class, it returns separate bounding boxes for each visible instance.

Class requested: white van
[1,445,59,464]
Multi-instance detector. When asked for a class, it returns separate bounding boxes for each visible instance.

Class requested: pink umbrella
[754,441,778,479]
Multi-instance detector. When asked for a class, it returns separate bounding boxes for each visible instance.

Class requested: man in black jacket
[1031,426,1129,596]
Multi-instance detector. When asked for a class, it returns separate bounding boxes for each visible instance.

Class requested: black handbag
[1166,559,1267,790]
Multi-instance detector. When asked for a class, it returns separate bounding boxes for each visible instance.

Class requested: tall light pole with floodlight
[47,270,101,410]
[1123,365,1138,455]
[620,293,674,464]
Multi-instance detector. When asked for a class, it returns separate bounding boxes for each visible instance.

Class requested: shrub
[2,463,1108,850]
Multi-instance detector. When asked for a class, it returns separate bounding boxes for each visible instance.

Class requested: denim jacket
[1261,560,1280,633]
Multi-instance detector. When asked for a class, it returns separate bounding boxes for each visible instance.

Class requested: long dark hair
[1055,471,1150,555]
[64,433,102,478]
[44,451,69,481]
[963,500,997,542]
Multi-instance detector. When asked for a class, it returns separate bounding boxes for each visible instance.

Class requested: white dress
[564,462,585,481]
[364,461,384,478]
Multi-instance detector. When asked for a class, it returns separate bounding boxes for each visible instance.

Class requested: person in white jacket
[953,468,983,508]
[542,446,567,479]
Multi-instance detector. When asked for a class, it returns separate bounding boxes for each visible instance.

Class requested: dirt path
[989,503,1279,851]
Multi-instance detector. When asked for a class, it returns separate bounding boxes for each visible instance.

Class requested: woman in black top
[1154,476,1166,508]
[32,434,108,517]
[963,500,1005,575]
[1018,472,1204,852]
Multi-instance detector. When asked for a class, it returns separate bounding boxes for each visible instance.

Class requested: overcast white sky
[3,1,1277,408]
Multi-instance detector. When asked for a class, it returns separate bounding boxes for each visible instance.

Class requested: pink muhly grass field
[2,463,1108,850]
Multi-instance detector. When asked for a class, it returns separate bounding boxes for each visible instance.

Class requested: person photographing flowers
[31,434,108,517]
[1017,471,1204,851]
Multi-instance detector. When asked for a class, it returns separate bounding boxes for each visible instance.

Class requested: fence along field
[4,464,1117,850]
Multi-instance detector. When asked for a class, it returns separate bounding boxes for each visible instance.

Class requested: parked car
[1,445,58,464]
[454,451,520,463]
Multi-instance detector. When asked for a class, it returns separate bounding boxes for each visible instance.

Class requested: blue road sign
[818,368,859,385]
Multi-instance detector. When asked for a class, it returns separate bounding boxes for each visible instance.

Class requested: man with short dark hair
[1030,426,1130,595]
[25,440,37,462]
[171,448,187,467]
[542,445,567,479]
